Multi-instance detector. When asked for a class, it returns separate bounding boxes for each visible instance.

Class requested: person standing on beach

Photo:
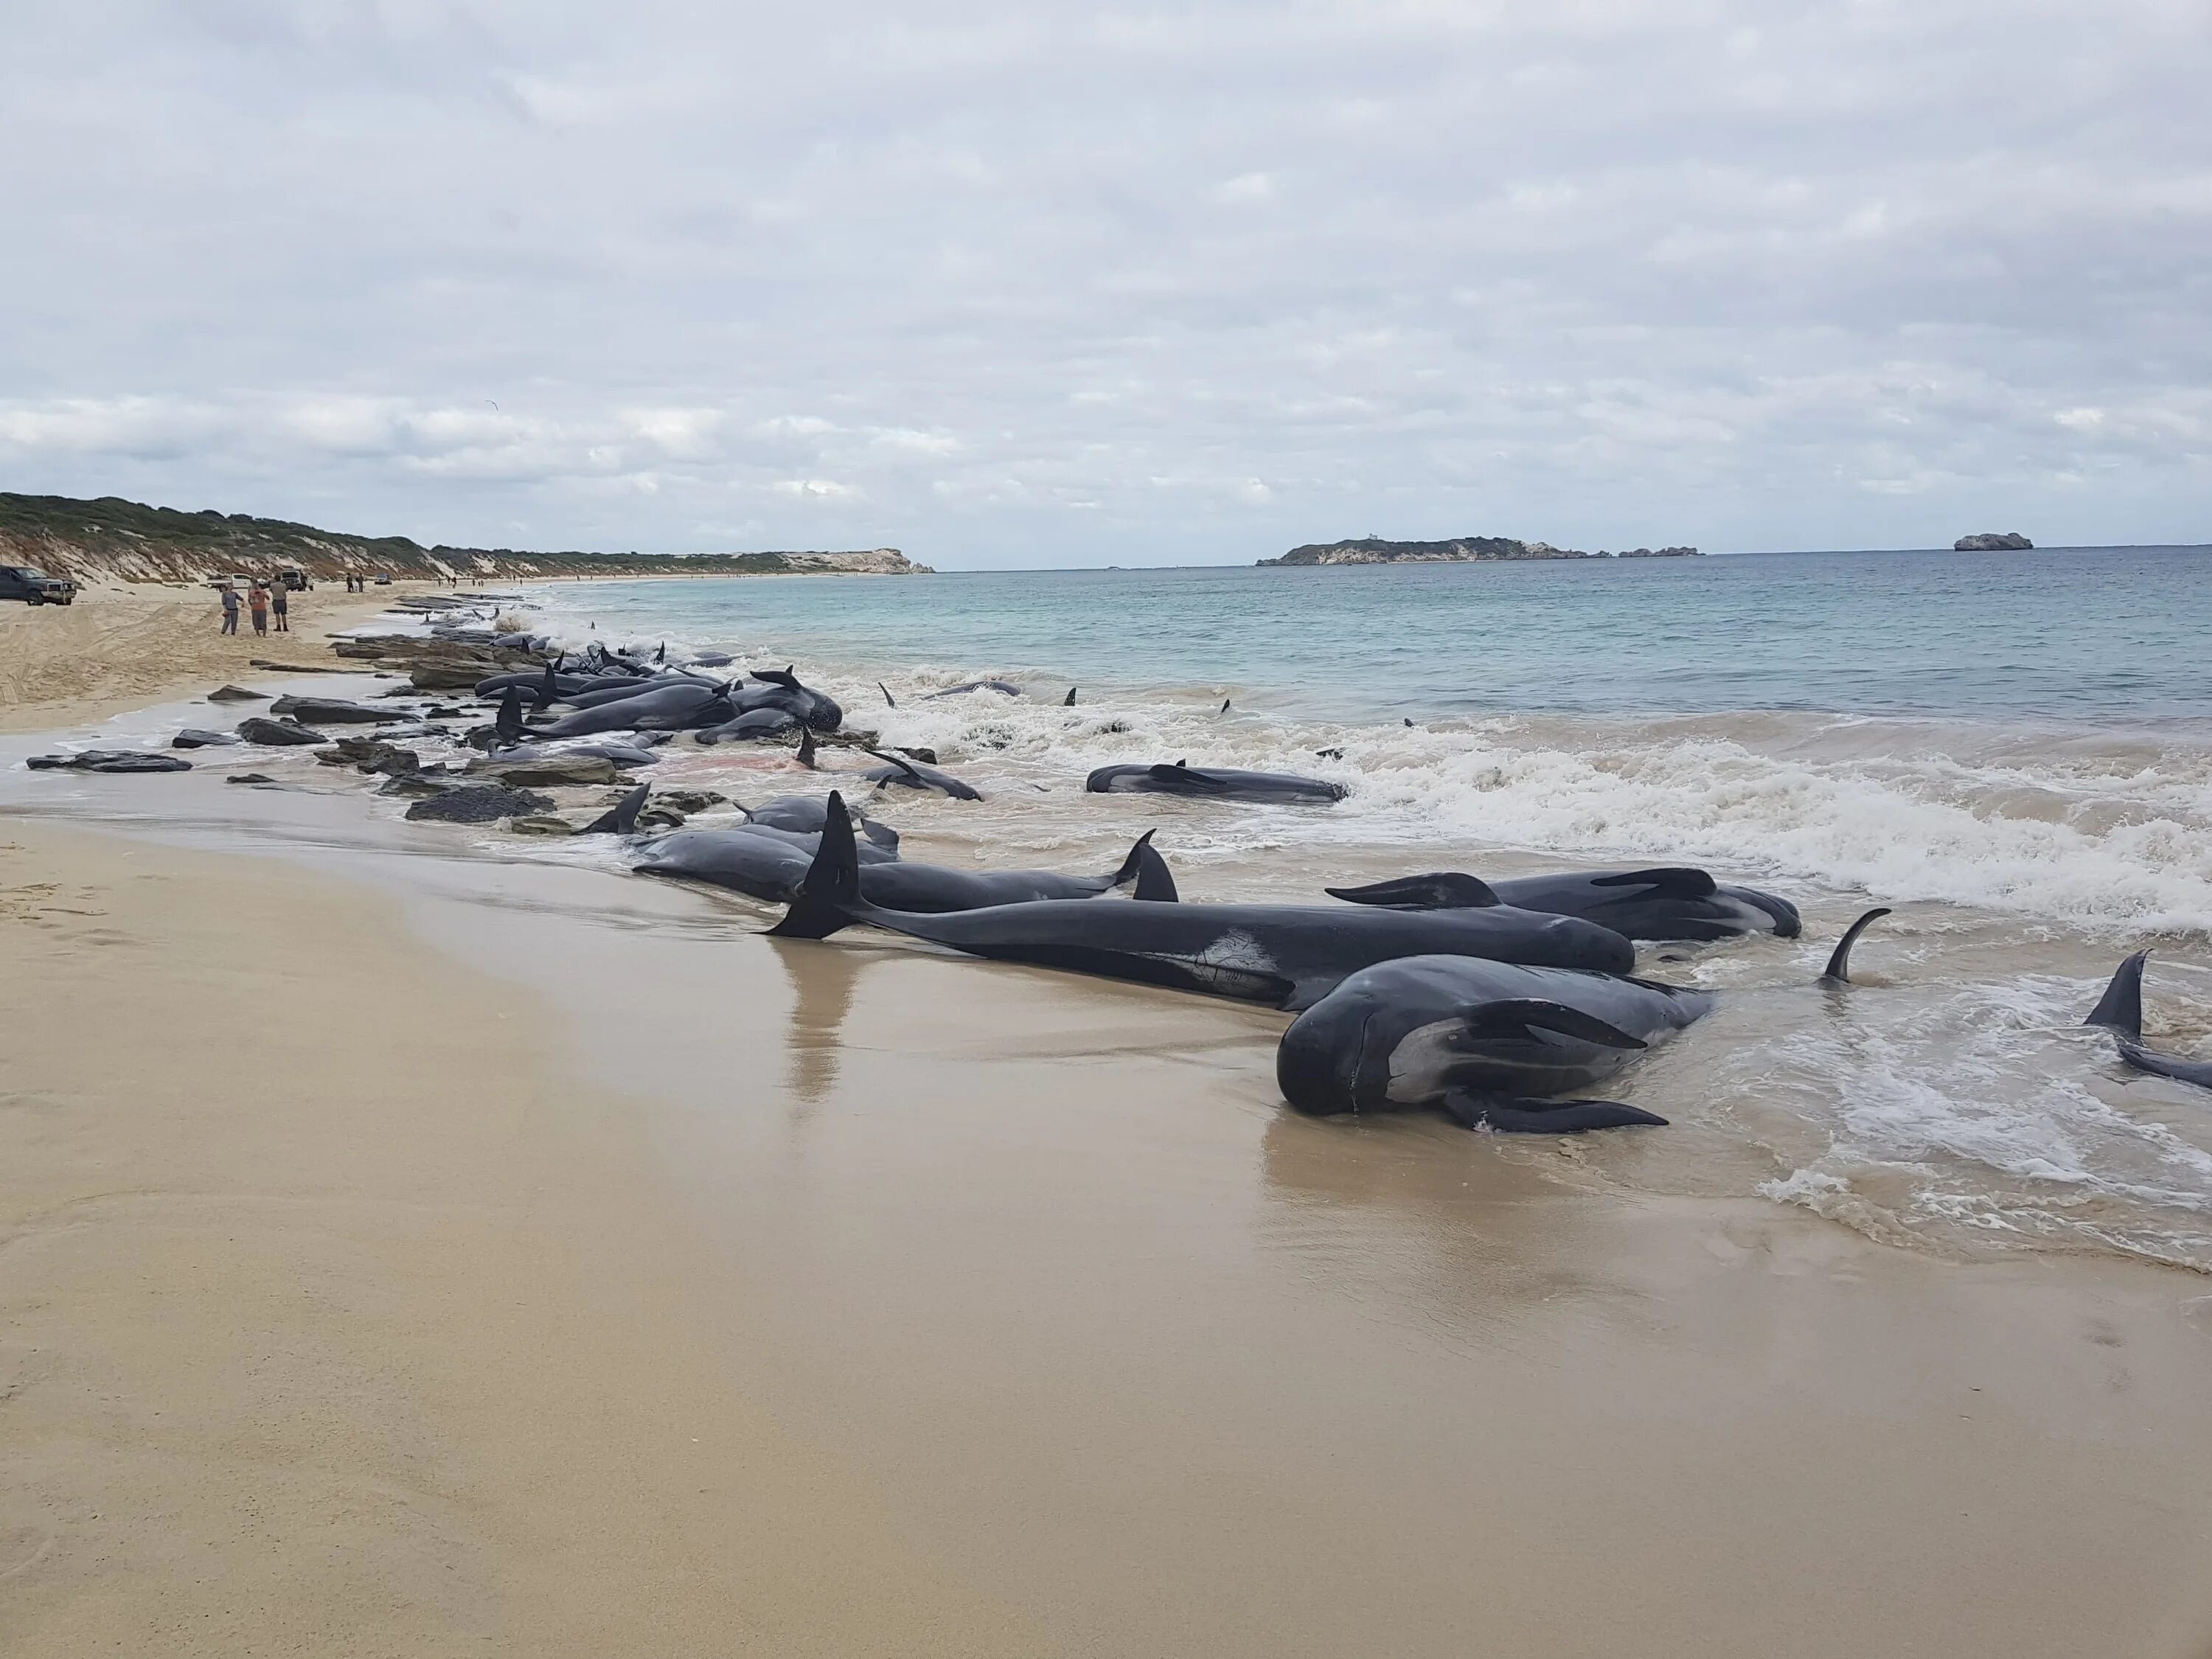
[271,580,290,633]
[218,582,240,635]
[248,580,270,637]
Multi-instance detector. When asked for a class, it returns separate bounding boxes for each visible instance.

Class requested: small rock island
[1258,536,1699,567]
[1953,532,2034,552]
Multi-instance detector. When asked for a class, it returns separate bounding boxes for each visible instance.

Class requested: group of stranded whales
[41,627,2210,1133]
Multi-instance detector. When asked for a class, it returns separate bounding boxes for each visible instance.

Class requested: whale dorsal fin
[1590,866,1718,899]
[1063,686,1077,706]
[581,783,649,836]
[879,682,897,707]
[2084,950,2148,1038]
[1328,873,1500,911]
[1132,836,1178,902]
[1821,908,1892,983]
[751,667,802,690]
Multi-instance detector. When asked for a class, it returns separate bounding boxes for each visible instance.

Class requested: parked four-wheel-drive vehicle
[0,566,77,605]
[279,566,310,591]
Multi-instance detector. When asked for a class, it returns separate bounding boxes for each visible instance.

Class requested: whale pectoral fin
[1457,1000,1648,1049]
[1446,1095,1669,1133]
[2115,1035,2212,1091]
[1590,866,1718,898]
[1326,872,1500,910]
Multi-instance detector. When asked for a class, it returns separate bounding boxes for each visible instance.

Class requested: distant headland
[1953,532,2034,552]
[0,491,931,585]
[1259,535,1698,567]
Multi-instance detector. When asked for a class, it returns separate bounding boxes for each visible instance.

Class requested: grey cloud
[1,0,2206,565]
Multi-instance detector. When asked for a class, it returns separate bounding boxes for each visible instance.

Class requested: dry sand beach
[5,595,2212,1657]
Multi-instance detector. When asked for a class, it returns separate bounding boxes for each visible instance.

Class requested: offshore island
[1259,535,1698,566]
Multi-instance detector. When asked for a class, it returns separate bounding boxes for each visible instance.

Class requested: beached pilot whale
[1326,866,1802,942]
[2085,951,2212,1091]
[1276,956,1714,1131]
[639,828,1166,911]
[1276,906,1890,1131]
[860,749,984,801]
[768,793,1635,1008]
[532,680,732,737]
[737,793,902,853]
[1085,760,1348,804]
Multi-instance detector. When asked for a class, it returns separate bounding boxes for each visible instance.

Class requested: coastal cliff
[0,493,931,585]
[1259,535,1697,566]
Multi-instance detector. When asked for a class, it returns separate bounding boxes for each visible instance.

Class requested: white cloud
[0,0,2204,565]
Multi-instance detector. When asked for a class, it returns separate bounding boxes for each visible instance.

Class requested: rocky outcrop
[27,750,193,773]
[0,490,933,586]
[235,717,330,745]
[1953,532,2033,552]
[465,754,622,788]
[403,785,556,824]
[1259,537,1701,566]
[269,695,390,724]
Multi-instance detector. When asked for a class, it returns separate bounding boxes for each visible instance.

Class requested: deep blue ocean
[527,546,2212,728]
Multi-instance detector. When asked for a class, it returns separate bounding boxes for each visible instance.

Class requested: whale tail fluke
[1132,835,1179,902]
[796,728,817,770]
[1445,1094,1669,1133]
[581,783,648,836]
[1821,908,1892,983]
[768,789,860,939]
[2084,950,2148,1038]
[1327,872,1502,911]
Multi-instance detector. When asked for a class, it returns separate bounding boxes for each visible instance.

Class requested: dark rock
[173,728,243,748]
[270,695,390,724]
[637,807,687,830]
[225,772,276,785]
[207,684,268,703]
[893,746,939,765]
[237,717,330,746]
[27,750,193,773]
[378,772,454,799]
[650,789,728,815]
[507,814,579,837]
[1953,531,2034,552]
[403,785,555,824]
[314,737,422,776]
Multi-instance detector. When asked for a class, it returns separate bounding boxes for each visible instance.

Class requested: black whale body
[1277,955,1712,1131]
[533,682,732,737]
[2086,950,2212,1091]
[1086,761,1347,804]
[740,793,901,852]
[1327,866,1801,942]
[638,828,1158,911]
[768,793,1634,1010]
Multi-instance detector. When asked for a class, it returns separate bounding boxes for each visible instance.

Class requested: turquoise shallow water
[527,546,2212,727]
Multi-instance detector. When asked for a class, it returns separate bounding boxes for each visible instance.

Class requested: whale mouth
[1349,1014,1388,1113]
[1739,890,1802,939]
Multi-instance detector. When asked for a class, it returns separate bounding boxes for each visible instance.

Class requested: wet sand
[5,599,2212,1655]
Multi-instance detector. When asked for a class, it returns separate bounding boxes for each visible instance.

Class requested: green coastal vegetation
[0,491,927,583]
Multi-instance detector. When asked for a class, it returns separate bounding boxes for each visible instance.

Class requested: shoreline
[6,591,2212,1654]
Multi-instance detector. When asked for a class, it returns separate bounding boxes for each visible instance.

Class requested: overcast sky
[2,1,2206,567]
